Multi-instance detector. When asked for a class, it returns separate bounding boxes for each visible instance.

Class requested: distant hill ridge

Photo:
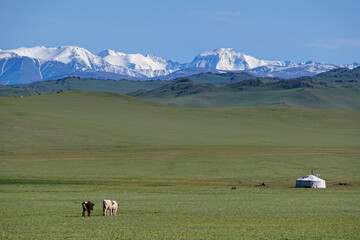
[1,67,359,110]
[128,67,360,110]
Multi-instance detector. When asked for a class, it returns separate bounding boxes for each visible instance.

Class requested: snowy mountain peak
[98,49,180,72]
[0,45,357,85]
[189,48,283,71]
[199,48,239,56]
[0,45,103,68]
[97,49,126,58]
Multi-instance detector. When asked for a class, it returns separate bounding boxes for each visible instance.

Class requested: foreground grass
[1,152,359,239]
[0,183,359,240]
[0,91,359,239]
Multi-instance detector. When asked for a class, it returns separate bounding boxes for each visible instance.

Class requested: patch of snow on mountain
[0,46,105,69]
[99,49,178,70]
[248,61,338,79]
[98,49,183,77]
[340,62,359,70]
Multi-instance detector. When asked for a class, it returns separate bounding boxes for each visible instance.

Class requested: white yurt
[295,175,326,188]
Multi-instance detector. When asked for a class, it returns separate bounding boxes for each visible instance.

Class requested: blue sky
[0,0,359,64]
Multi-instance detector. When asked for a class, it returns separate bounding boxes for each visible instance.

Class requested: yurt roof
[296,175,325,182]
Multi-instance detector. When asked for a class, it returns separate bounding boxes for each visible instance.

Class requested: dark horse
[82,201,95,217]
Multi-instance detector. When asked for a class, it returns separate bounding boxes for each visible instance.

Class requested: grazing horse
[82,201,95,217]
[103,199,119,216]
[111,200,119,216]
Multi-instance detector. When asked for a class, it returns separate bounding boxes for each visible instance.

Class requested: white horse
[103,199,119,216]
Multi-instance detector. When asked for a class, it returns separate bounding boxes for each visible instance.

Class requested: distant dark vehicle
[82,201,95,217]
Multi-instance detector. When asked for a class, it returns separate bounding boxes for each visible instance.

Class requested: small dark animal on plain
[231,187,236,190]
[339,182,350,186]
[82,201,95,217]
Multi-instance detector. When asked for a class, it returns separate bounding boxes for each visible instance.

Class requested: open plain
[0,91,359,239]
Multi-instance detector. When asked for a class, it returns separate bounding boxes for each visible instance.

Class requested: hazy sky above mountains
[1,0,359,64]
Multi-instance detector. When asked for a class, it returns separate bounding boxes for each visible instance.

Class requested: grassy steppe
[0,91,359,239]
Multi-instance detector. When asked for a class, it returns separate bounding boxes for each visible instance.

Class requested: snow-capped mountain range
[0,46,358,85]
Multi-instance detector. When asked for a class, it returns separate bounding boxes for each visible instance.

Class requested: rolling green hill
[129,67,360,109]
[0,72,256,98]
[173,71,256,83]
[129,77,360,109]
[0,77,171,97]
[1,90,359,156]
[312,66,360,82]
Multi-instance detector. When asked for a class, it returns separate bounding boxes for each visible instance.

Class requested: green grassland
[0,91,359,239]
